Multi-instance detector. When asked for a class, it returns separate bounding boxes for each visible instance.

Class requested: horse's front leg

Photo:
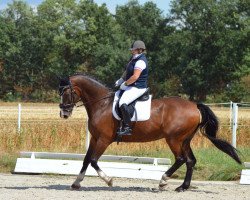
[90,137,113,187]
[71,137,96,190]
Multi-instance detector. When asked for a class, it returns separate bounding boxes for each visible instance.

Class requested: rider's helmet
[130,40,146,50]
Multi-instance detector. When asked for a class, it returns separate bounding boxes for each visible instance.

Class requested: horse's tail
[197,103,242,164]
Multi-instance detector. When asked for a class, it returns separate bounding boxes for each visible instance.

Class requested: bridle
[59,82,80,111]
[59,81,114,111]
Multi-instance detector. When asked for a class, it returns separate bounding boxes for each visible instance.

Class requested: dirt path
[0,173,249,200]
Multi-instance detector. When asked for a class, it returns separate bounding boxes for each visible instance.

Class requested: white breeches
[119,87,147,107]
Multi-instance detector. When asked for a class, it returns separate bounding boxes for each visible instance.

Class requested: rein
[78,92,115,107]
[59,82,114,109]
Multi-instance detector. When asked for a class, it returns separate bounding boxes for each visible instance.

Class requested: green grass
[1,148,249,181]
[191,148,247,181]
[0,153,18,173]
[106,147,249,181]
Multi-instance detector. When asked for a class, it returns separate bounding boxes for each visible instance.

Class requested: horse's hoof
[71,184,81,190]
[107,178,113,187]
[175,186,186,192]
[158,183,168,190]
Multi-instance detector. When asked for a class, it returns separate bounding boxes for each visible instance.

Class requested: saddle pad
[112,90,152,121]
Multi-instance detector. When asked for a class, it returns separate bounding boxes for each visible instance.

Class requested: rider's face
[130,49,139,55]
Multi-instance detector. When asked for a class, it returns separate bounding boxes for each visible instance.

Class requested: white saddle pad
[112,90,152,121]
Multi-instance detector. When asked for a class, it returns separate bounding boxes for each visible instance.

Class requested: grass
[0,153,17,173]
[0,102,249,181]
[1,147,248,181]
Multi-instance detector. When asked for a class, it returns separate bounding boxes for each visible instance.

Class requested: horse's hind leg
[175,142,196,192]
[159,138,186,189]
[71,137,96,189]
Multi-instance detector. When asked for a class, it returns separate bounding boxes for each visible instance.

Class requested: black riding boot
[117,104,132,136]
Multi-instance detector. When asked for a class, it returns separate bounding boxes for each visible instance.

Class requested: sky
[0,0,171,15]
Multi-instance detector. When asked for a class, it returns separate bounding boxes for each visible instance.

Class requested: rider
[115,40,149,136]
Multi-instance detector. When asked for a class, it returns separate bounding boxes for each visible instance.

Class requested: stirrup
[117,127,132,136]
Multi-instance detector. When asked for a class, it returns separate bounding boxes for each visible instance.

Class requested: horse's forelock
[59,77,70,87]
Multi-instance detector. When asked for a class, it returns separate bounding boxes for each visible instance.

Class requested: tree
[76,0,130,86]
[170,0,249,101]
[115,0,177,95]
[0,15,14,98]
[36,0,129,88]
[0,1,40,100]
[37,0,84,78]
[0,0,249,102]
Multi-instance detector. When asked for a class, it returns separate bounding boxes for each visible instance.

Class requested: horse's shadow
[2,185,218,194]
[2,185,160,193]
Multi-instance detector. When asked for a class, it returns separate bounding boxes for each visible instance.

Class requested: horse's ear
[56,75,65,86]
[56,75,62,81]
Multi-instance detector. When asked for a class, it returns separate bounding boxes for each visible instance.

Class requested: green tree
[37,0,84,78]
[36,0,128,88]
[170,0,249,101]
[0,15,13,98]
[0,1,40,100]
[76,0,129,86]
[115,0,176,95]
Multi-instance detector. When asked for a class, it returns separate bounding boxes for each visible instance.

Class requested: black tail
[197,103,242,164]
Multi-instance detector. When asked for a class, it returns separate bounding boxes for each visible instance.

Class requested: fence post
[232,103,238,148]
[85,119,90,152]
[17,103,21,134]
[230,101,233,127]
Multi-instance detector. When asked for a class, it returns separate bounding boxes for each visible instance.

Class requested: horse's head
[58,77,81,119]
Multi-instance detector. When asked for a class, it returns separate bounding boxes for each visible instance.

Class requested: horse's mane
[70,73,112,92]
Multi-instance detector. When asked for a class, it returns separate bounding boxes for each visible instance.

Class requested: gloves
[115,78,124,87]
[120,82,128,90]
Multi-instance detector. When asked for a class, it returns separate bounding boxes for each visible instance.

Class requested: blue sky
[0,0,171,15]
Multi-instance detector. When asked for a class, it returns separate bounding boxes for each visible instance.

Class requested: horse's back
[151,97,200,134]
[153,96,198,111]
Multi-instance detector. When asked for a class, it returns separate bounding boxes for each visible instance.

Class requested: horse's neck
[81,79,109,100]
[76,77,111,118]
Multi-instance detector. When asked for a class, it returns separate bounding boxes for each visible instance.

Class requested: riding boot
[117,104,132,136]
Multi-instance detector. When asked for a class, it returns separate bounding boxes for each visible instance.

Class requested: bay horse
[59,74,241,192]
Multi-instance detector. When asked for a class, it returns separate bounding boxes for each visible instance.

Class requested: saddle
[115,88,150,120]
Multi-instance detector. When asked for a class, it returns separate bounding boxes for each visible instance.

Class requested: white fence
[240,162,250,185]
[14,151,171,180]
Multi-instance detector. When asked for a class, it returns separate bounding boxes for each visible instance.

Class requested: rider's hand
[115,78,124,87]
[120,82,128,90]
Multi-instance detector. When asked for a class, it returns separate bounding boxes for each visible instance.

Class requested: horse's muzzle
[60,110,71,119]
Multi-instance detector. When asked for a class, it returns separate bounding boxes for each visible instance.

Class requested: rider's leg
[118,103,132,135]
[117,87,147,136]
[119,87,147,106]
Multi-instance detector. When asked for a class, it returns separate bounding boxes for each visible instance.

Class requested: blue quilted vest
[125,54,148,88]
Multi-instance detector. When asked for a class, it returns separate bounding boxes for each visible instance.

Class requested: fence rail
[19,151,171,165]
[14,151,172,180]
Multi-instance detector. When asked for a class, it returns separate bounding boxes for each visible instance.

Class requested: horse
[58,74,241,192]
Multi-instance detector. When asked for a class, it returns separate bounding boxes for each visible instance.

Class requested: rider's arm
[125,69,142,85]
